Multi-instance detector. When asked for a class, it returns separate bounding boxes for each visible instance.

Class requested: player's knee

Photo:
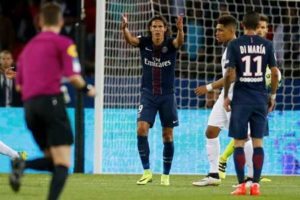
[163,128,173,142]
[137,126,148,136]
[52,158,71,168]
[252,138,263,148]
[163,134,173,142]
[205,127,220,138]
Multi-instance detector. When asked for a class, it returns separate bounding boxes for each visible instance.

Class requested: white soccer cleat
[192,176,221,187]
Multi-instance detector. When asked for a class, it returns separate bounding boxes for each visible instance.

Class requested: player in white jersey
[192,15,237,186]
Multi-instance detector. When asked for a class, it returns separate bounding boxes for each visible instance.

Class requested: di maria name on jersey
[225,35,277,105]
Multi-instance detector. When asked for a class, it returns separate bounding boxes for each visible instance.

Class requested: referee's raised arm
[121,14,140,47]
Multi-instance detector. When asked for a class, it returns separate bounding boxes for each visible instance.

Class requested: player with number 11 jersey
[225,34,277,106]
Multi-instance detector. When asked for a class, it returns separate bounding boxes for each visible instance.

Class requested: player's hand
[4,67,16,79]
[194,85,207,96]
[223,97,231,112]
[176,15,183,31]
[268,98,275,113]
[121,14,128,30]
[87,85,96,97]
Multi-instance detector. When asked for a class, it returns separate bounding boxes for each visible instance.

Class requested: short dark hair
[147,15,171,37]
[217,15,237,29]
[243,11,260,30]
[0,50,12,55]
[259,14,269,23]
[40,2,62,26]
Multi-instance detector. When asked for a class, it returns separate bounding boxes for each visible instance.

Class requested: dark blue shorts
[229,104,268,139]
[137,92,178,128]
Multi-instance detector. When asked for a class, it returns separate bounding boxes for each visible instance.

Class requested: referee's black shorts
[24,94,73,151]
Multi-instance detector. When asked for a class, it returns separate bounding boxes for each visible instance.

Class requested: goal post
[93,0,106,174]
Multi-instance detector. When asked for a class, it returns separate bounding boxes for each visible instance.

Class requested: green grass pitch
[0,174,299,200]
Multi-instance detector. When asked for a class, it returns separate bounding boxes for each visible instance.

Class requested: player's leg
[136,121,153,185]
[161,127,174,186]
[25,151,54,171]
[193,97,228,186]
[159,94,178,186]
[250,138,263,195]
[22,107,54,172]
[229,105,249,195]
[244,138,253,186]
[219,139,234,179]
[249,106,267,195]
[220,139,234,163]
[192,128,222,186]
[206,126,221,178]
[137,121,151,170]
[22,97,58,173]
[9,99,46,192]
[0,140,20,159]
[259,121,271,183]
[136,93,156,185]
[48,145,71,200]
[45,95,74,200]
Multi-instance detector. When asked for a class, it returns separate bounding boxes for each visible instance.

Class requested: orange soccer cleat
[250,183,261,196]
[231,183,247,195]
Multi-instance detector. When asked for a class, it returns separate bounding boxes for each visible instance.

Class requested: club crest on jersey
[162,46,168,53]
[67,44,78,58]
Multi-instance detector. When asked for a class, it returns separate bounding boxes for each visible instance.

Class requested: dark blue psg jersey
[225,35,277,105]
[138,36,177,95]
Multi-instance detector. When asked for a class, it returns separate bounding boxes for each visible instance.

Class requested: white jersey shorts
[207,94,231,129]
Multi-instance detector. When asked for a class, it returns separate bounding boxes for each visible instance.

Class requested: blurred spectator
[84,0,96,76]
[0,50,22,107]
[28,0,42,32]
[11,0,36,44]
[0,5,15,52]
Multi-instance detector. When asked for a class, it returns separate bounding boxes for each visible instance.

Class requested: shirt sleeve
[61,40,81,77]
[225,41,236,68]
[268,42,277,68]
[167,37,177,51]
[137,36,146,49]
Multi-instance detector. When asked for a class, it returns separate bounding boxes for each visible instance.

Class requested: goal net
[95,0,300,175]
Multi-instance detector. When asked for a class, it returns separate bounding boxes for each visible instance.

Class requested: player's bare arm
[194,77,227,96]
[121,14,140,47]
[268,66,280,112]
[172,15,184,48]
[223,67,236,112]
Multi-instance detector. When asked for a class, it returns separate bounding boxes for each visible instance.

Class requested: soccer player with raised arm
[223,11,279,195]
[218,14,271,183]
[121,15,184,186]
[192,15,237,187]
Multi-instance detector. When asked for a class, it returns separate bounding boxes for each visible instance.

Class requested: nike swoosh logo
[173,120,178,124]
[145,47,152,51]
